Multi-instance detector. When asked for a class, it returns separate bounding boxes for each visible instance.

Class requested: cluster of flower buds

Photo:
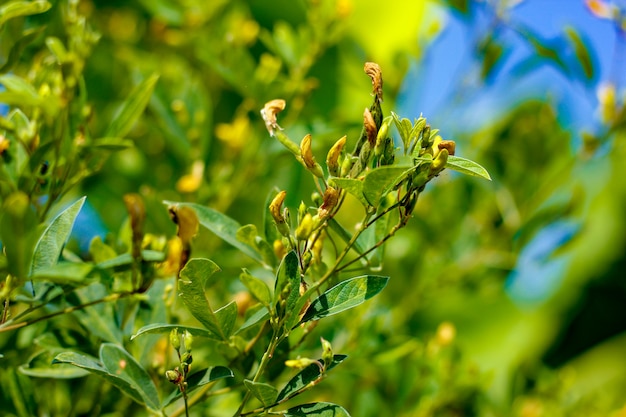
[166,328,194,392]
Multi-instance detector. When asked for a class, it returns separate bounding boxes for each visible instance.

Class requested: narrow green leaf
[276,355,347,403]
[445,155,492,180]
[91,137,134,150]
[327,219,366,256]
[178,258,228,340]
[131,323,221,341]
[31,197,85,273]
[284,402,351,417]
[299,276,389,325]
[0,0,51,27]
[0,27,45,73]
[565,26,595,80]
[161,366,233,407]
[95,250,165,271]
[99,343,160,411]
[244,379,279,407]
[19,350,89,379]
[105,73,159,138]
[52,351,147,408]
[165,202,266,266]
[236,308,269,334]
[240,269,272,306]
[29,262,93,285]
[328,178,368,207]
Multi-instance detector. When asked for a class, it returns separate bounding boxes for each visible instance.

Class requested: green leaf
[29,262,93,285]
[328,177,368,207]
[45,37,69,63]
[244,379,278,407]
[236,308,269,334]
[131,323,222,341]
[52,350,155,410]
[105,73,159,138]
[276,355,347,403]
[165,202,267,266]
[0,0,51,27]
[237,224,277,268]
[274,251,300,324]
[363,166,412,207]
[178,258,229,340]
[91,137,134,150]
[565,26,595,81]
[98,343,160,411]
[327,219,367,257]
[284,402,351,417]
[161,366,233,407]
[240,269,272,306]
[95,250,165,271]
[31,197,85,273]
[0,73,41,106]
[71,284,122,343]
[299,276,389,325]
[19,350,90,379]
[215,300,238,338]
[445,155,492,180]
[0,27,45,73]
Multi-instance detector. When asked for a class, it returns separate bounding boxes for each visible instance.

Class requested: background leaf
[283,402,351,417]
[105,73,159,138]
[299,276,389,325]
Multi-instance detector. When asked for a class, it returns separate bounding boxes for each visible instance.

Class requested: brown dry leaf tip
[364,62,383,102]
[364,108,377,146]
[260,99,286,136]
[438,140,456,156]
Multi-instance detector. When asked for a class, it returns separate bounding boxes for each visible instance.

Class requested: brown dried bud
[326,135,347,177]
[260,99,286,136]
[438,140,456,156]
[318,187,340,220]
[364,62,383,102]
[363,108,377,146]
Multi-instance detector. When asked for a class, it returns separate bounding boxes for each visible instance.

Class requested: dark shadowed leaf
[283,402,351,417]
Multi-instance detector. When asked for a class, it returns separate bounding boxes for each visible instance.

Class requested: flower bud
[269,191,290,237]
[374,116,391,157]
[295,213,315,241]
[321,337,334,369]
[285,357,319,369]
[363,108,377,147]
[300,134,325,178]
[326,135,347,177]
[166,369,183,384]
[183,331,193,352]
[170,328,181,351]
[430,148,449,176]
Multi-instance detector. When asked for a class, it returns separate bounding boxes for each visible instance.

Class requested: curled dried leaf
[364,62,383,102]
[260,99,286,136]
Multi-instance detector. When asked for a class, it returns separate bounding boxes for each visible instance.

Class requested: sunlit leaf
[244,379,278,407]
[178,258,229,340]
[240,269,272,306]
[445,155,492,180]
[363,166,412,207]
[0,0,51,28]
[29,262,93,285]
[165,202,267,266]
[299,276,389,325]
[328,177,368,207]
[31,197,85,273]
[283,402,351,417]
[131,323,221,341]
[105,73,159,139]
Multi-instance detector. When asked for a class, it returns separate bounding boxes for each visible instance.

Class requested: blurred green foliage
[1,0,626,416]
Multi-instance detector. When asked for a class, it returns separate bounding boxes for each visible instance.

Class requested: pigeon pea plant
[0,3,489,413]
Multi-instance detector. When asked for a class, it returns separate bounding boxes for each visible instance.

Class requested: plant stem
[0,292,128,332]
